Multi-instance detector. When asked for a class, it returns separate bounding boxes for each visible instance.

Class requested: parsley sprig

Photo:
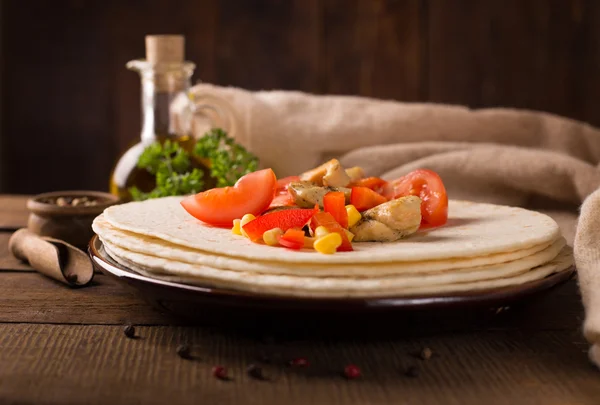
[129,129,258,201]
[195,128,259,188]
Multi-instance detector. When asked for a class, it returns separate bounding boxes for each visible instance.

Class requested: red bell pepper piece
[269,192,296,208]
[352,177,389,193]
[242,207,317,241]
[350,186,388,211]
[323,191,348,228]
[310,212,353,252]
[278,228,305,250]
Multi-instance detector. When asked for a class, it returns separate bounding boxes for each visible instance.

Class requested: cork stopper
[145,35,185,63]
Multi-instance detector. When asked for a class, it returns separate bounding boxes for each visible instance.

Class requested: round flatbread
[102,242,573,298]
[102,197,561,264]
[94,215,565,276]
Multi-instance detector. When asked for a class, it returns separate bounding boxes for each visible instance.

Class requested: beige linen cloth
[189,83,600,367]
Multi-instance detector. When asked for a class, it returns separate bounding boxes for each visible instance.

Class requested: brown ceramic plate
[89,235,575,319]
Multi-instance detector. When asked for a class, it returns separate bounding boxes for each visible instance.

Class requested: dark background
[1,0,599,194]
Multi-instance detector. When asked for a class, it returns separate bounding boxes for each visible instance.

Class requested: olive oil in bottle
[110,35,231,201]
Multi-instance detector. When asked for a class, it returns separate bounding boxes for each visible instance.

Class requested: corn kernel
[232,219,242,235]
[240,213,256,238]
[263,228,283,246]
[304,236,316,249]
[314,232,342,254]
[346,205,362,228]
[344,229,355,242]
[315,226,329,239]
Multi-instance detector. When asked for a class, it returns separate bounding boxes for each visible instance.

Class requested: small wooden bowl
[27,191,120,249]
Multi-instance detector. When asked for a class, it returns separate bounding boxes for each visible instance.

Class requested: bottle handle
[190,92,238,137]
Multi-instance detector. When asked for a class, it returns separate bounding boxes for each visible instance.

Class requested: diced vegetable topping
[345,205,362,228]
[279,229,306,250]
[352,177,389,192]
[303,237,316,249]
[314,226,329,239]
[310,212,353,252]
[269,193,297,208]
[241,208,318,242]
[323,192,348,228]
[240,213,256,238]
[263,228,284,246]
[189,160,450,254]
[314,232,342,254]
[232,219,242,235]
[350,187,388,212]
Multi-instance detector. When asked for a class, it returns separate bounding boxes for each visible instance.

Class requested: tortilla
[94,215,565,276]
[102,197,561,264]
[102,242,573,298]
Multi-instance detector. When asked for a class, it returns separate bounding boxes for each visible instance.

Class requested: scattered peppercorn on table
[0,195,598,405]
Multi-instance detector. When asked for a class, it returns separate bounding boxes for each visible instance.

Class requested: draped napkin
[189,83,600,367]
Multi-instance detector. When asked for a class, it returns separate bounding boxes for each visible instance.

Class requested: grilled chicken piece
[350,196,422,242]
[300,159,352,188]
[288,181,351,208]
[345,166,366,183]
[322,161,351,188]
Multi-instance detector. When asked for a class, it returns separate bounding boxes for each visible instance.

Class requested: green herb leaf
[129,140,204,200]
[195,128,259,187]
[129,128,259,201]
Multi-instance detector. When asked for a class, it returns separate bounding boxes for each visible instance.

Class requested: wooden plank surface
[0,273,167,325]
[0,270,584,330]
[0,195,28,230]
[0,323,596,405]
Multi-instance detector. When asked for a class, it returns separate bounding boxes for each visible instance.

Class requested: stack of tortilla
[92,197,573,298]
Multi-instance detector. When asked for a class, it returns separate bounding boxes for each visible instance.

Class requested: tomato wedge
[279,228,306,250]
[310,212,353,252]
[181,169,277,227]
[350,187,388,211]
[323,192,348,228]
[391,169,448,226]
[242,208,317,241]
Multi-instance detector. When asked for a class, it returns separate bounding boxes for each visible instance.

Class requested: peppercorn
[176,344,190,359]
[123,324,135,338]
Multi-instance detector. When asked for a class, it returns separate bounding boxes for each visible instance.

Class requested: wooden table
[0,195,598,405]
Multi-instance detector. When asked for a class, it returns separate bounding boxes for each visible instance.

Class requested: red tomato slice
[310,212,353,252]
[323,191,348,228]
[276,176,300,193]
[391,169,448,226]
[279,228,306,250]
[350,187,388,211]
[242,208,317,241]
[181,168,277,227]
